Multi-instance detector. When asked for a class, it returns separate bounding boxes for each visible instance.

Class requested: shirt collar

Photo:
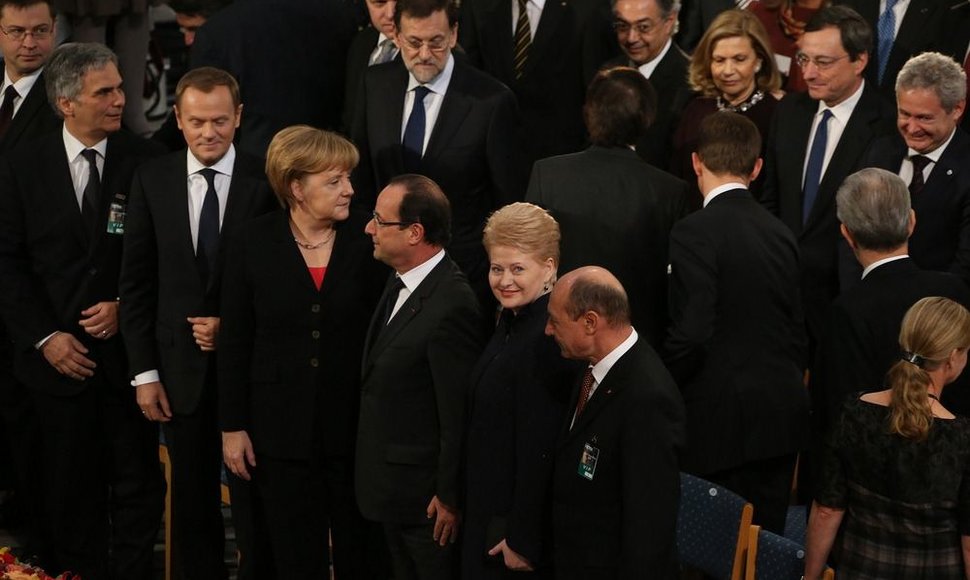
[637,38,672,78]
[406,52,455,95]
[2,67,42,97]
[816,79,865,124]
[186,143,236,176]
[398,248,446,292]
[862,254,909,279]
[62,124,107,161]
[703,182,747,207]
[906,128,956,163]
[590,328,638,385]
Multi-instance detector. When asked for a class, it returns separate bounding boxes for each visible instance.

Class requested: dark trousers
[31,373,165,580]
[706,453,797,535]
[226,472,277,580]
[257,454,387,579]
[161,380,228,580]
[383,520,456,580]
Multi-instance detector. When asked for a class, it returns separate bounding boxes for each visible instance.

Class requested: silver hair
[896,52,967,113]
[45,42,118,118]
[836,168,911,252]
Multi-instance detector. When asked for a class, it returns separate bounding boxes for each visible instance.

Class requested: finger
[80,304,102,317]
[237,463,251,481]
[245,445,257,468]
[433,518,444,543]
[487,543,502,556]
[72,353,97,370]
[158,390,173,419]
[72,362,95,377]
[438,523,452,546]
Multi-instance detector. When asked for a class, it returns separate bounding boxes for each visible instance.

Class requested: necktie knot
[517,0,528,10]
[910,154,931,174]
[199,167,218,188]
[413,85,431,103]
[81,148,99,167]
[3,85,18,101]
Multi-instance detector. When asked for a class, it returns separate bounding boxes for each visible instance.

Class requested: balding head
[546,267,633,363]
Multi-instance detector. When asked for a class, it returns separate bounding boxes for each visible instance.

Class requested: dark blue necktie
[876,0,898,84]
[197,168,220,285]
[402,85,431,171]
[802,109,833,225]
[80,148,101,235]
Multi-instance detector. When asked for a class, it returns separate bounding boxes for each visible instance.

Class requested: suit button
[311,330,320,339]
[310,358,319,367]
[88,268,97,276]
[311,304,320,313]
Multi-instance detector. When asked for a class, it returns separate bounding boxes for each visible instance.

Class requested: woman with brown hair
[805,296,970,579]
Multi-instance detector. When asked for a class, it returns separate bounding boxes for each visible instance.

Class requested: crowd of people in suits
[1,0,970,577]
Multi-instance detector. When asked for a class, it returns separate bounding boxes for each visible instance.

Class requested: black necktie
[402,86,431,172]
[0,85,19,139]
[80,148,101,235]
[382,276,405,327]
[197,168,220,285]
[908,155,931,198]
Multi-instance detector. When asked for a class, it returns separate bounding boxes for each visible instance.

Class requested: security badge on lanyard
[578,438,600,481]
[106,192,126,235]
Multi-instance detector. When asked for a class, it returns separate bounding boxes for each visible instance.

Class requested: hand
[223,430,256,481]
[41,332,96,380]
[79,301,119,340]
[187,316,220,351]
[488,539,534,572]
[136,381,172,422]
[426,495,460,546]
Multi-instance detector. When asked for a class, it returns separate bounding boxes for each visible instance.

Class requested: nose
[417,43,433,59]
[342,176,355,197]
[364,217,376,235]
[184,31,195,46]
[625,27,638,43]
[113,87,126,108]
[544,321,553,336]
[22,32,37,48]
[499,269,514,287]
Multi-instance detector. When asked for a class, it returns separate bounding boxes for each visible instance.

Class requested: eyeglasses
[0,24,52,41]
[372,211,414,228]
[794,53,850,70]
[612,19,659,35]
[400,36,450,52]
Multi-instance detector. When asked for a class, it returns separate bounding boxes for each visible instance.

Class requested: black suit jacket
[552,338,685,579]
[665,189,809,474]
[526,146,689,347]
[861,128,970,285]
[119,149,277,415]
[0,129,163,395]
[942,2,970,134]
[678,0,733,51]
[602,48,693,169]
[342,25,379,135]
[761,85,896,342]
[218,210,387,458]
[0,71,60,156]
[459,0,617,167]
[812,257,970,439]
[351,58,525,278]
[836,0,945,95]
[355,256,486,523]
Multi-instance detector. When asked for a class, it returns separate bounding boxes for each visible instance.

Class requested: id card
[106,201,126,235]
[577,442,599,481]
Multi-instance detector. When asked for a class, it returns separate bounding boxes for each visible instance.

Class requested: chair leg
[159,445,172,580]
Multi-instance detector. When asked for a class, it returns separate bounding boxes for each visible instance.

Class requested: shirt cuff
[35,331,59,350]
[132,370,161,387]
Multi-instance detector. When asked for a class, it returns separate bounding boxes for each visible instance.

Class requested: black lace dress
[816,395,970,578]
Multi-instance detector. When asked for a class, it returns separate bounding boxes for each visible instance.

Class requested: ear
[749,157,764,182]
[56,95,73,119]
[233,103,243,128]
[174,104,183,130]
[407,222,426,246]
[691,152,704,178]
[852,52,869,76]
[543,257,556,282]
[907,209,916,237]
[583,311,598,335]
[290,178,305,203]
[951,99,966,125]
[839,223,857,249]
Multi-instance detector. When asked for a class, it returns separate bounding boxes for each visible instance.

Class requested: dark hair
[175,66,241,108]
[584,67,657,147]
[565,276,631,327]
[0,0,54,18]
[805,5,872,61]
[394,0,458,29]
[390,174,452,246]
[695,112,761,177]
[165,0,230,17]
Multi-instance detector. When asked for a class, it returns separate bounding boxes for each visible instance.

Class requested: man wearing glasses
[601,0,690,168]
[351,0,524,308]
[761,5,895,359]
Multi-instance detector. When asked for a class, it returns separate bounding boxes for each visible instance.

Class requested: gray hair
[896,52,967,113]
[836,168,911,251]
[45,42,118,118]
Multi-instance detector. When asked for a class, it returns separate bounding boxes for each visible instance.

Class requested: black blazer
[0,129,163,395]
[119,149,277,415]
[665,189,809,474]
[351,57,525,277]
[812,257,970,439]
[459,0,617,167]
[342,25,379,135]
[552,338,685,580]
[355,256,486,523]
[836,0,946,95]
[0,71,60,156]
[218,209,386,459]
[526,145,689,347]
[761,85,896,342]
[862,128,970,285]
[602,47,692,169]
[942,2,970,134]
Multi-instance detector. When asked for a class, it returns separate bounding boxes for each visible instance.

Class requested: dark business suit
[861,128,970,285]
[678,0,733,51]
[119,148,276,579]
[356,255,486,578]
[812,258,970,444]
[219,209,387,577]
[761,85,896,349]
[601,48,693,169]
[836,0,945,95]
[526,145,689,347]
[459,0,617,168]
[665,188,809,534]
[0,129,165,580]
[351,58,524,300]
[343,25,380,134]
[0,71,60,156]
[942,2,970,134]
[552,338,685,580]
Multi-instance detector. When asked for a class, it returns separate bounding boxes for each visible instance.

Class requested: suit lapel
[922,130,968,198]
[525,0,564,78]
[425,67,472,160]
[888,0,934,81]
[481,0,515,78]
[559,341,636,445]
[45,134,89,248]
[376,64,408,162]
[1,75,45,148]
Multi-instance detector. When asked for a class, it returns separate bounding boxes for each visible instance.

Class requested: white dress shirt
[1,67,42,118]
[388,249,447,321]
[570,328,638,428]
[861,254,909,279]
[400,54,455,155]
[802,80,866,189]
[898,128,955,187]
[511,0,544,39]
[63,125,107,210]
[703,182,748,208]
[638,39,672,79]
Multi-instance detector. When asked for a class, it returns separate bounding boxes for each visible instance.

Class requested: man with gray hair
[812,167,970,445]
[0,42,164,579]
[862,51,970,284]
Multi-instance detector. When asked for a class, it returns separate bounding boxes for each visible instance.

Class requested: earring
[543,280,552,292]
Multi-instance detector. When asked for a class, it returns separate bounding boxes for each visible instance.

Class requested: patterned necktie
[513,0,531,79]
[908,154,931,198]
[802,109,833,224]
[0,85,19,139]
[876,0,898,84]
[402,86,431,171]
[80,149,101,234]
[373,37,396,65]
[574,367,595,421]
[197,168,220,285]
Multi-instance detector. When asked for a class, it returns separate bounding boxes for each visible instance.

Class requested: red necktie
[574,367,595,419]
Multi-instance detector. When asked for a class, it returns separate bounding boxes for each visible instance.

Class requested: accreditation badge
[106,193,126,235]
[577,442,599,481]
